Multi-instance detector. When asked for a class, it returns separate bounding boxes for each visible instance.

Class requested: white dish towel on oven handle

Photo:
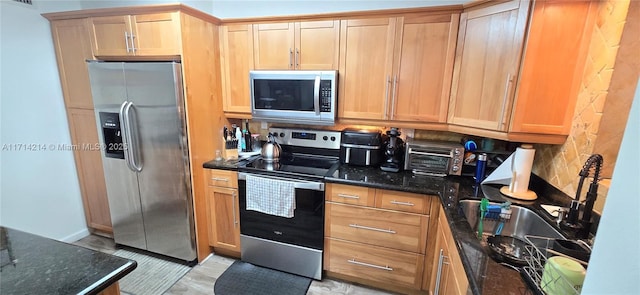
[246,174,296,218]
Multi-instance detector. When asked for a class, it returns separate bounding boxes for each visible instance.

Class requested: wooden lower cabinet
[427,206,469,295]
[205,169,241,256]
[325,238,425,290]
[324,183,437,292]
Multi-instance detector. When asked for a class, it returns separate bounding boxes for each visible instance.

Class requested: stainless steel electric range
[238,127,341,280]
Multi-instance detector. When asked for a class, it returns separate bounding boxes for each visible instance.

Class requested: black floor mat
[214,260,312,295]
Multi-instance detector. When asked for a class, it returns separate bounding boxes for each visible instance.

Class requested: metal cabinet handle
[211,177,229,182]
[390,75,398,119]
[499,74,513,129]
[384,75,391,119]
[349,224,396,234]
[347,259,393,271]
[434,249,450,295]
[232,191,238,227]
[295,48,300,69]
[124,32,131,53]
[390,200,415,206]
[130,33,136,53]
[337,193,360,199]
[289,48,293,69]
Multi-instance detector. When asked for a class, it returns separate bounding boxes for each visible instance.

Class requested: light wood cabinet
[50,19,112,234]
[205,169,241,255]
[220,24,253,116]
[253,20,339,70]
[338,18,396,120]
[427,205,469,295]
[449,0,596,142]
[448,0,530,131]
[89,12,181,57]
[324,183,436,292]
[338,13,458,122]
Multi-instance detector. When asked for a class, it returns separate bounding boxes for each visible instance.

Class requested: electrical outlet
[261,121,268,129]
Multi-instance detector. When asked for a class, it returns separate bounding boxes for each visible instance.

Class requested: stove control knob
[280,132,285,138]
[330,136,336,141]
[323,136,328,141]
[452,165,459,172]
[271,132,278,137]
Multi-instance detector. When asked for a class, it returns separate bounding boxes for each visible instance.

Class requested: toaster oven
[404,139,464,176]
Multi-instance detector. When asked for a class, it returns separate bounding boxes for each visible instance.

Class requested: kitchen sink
[458,200,564,240]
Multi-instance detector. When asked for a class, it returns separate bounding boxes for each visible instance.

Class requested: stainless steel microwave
[250,70,337,125]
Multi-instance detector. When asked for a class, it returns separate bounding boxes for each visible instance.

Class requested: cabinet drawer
[326,183,375,206]
[207,169,238,188]
[375,190,431,214]
[326,202,428,253]
[325,238,424,290]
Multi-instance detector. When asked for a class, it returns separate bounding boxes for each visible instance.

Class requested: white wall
[582,79,640,294]
[0,0,89,242]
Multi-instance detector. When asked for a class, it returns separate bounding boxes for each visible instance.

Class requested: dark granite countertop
[203,156,259,170]
[325,165,575,295]
[0,227,136,295]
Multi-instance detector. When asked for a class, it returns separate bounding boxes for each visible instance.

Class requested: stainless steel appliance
[250,70,337,125]
[339,129,384,166]
[238,127,341,280]
[404,138,464,176]
[87,61,196,262]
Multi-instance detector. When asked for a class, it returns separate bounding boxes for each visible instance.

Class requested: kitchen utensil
[487,235,529,266]
[261,133,281,162]
[551,239,591,263]
[478,198,488,238]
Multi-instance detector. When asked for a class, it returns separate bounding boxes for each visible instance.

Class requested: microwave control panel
[320,80,332,112]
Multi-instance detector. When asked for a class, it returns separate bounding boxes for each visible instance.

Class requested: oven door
[238,172,325,250]
[249,70,336,125]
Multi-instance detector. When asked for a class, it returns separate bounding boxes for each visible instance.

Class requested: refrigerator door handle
[119,101,137,172]
[124,101,143,172]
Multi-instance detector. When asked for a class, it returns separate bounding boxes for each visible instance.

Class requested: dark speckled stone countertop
[0,227,136,295]
[202,159,579,295]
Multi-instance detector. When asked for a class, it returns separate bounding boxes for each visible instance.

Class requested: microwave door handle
[314,75,321,115]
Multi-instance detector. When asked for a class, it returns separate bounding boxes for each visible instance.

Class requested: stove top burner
[242,154,339,179]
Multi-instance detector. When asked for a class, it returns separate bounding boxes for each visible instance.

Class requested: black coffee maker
[380,127,405,172]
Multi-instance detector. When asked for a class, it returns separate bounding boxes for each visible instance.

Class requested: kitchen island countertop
[0,227,136,295]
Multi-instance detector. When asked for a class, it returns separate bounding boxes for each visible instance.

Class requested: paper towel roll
[511,145,535,193]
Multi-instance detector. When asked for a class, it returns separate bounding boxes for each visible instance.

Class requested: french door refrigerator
[87,61,196,262]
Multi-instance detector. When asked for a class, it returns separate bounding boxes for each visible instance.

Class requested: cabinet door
[51,19,94,109]
[296,20,340,70]
[89,15,132,56]
[253,22,295,69]
[220,24,253,115]
[510,0,595,134]
[338,18,396,120]
[206,186,240,251]
[130,12,181,56]
[67,109,112,233]
[391,14,458,122]
[448,0,530,131]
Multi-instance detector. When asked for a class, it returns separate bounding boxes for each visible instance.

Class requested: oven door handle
[238,172,325,191]
[408,148,453,158]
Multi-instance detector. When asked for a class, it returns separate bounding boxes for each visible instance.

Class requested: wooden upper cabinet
[391,14,459,123]
[338,18,396,120]
[50,19,94,109]
[509,0,596,135]
[130,13,181,55]
[89,12,180,57]
[253,20,339,70]
[448,0,530,131]
[220,24,254,115]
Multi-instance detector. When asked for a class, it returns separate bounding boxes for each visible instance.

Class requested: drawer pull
[349,224,396,234]
[211,177,229,182]
[347,259,393,271]
[337,193,360,199]
[390,200,415,206]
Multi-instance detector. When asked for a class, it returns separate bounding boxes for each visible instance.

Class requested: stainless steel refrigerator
[87,61,196,262]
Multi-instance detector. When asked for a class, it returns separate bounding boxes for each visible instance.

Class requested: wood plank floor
[73,235,395,295]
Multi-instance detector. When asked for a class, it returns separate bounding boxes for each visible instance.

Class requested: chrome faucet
[565,154,603,238]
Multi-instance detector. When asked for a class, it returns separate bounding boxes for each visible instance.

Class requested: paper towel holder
[499,144,538,200]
